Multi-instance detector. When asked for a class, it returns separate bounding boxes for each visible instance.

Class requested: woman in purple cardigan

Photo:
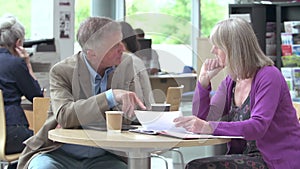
[174,18,300,169]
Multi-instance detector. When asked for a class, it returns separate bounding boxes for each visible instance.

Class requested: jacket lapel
[107,70,114,90]
[72,53,92,100]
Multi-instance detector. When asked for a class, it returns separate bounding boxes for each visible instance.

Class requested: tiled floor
[151,149,186,169]
[150,101,191,169]
[151,157,177,169]
[152,159,185,169]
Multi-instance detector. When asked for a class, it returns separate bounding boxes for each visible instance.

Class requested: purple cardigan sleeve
[193,77,232,121]
[210,66,285,139]
[192,81,211,119]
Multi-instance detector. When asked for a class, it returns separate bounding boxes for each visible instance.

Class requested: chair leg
[151,153,169,169]
[0,162,7,169]
[170,148,185,169]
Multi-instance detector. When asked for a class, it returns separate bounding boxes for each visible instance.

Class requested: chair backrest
[0,89,7,160]
[166,85,184,111]
[0,90,20,164]
[293,102,300,121]
[33,97,50,134]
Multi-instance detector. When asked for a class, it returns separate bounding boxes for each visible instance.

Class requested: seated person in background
[0,15,43,169]
[183,65,197,74]
[134,28,161,75]
[17,16,146,169]
[174,18,300,169]
[116,21,154,109]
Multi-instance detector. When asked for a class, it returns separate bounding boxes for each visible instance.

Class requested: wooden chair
[23,105,33,131]
[166,85,184,111]
[293,102,300,121]
[0,90,20,169]
[32,97,50,134]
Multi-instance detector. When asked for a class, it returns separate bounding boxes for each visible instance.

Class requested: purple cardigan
[193,66,300,169]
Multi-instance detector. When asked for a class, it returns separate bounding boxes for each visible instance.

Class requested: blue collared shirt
[83,55,117,108]
[60,53,117,159]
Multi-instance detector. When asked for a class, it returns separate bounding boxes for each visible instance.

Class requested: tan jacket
[17,52,153,169]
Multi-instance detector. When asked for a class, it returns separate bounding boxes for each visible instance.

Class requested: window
[0,0,32,39]
[125,0,197,73]
[201,0,234,37]
[0,0,234,65]
[125,0,233,73]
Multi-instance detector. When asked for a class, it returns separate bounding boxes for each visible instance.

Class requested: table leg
[127,152,151,169]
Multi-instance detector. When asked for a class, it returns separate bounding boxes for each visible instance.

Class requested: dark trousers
[5,125,33,169]
[185,154,268,169]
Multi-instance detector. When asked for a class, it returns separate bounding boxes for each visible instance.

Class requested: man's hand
[149,68,159,75]
[112,89,146,117]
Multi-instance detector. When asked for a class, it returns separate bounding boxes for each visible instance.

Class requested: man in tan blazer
[17,17,151,169]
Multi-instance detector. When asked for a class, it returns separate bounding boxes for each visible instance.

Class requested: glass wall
[125,0,197,73]
[125,0,233,73]
[0,0,32,39]
[0,0,234,69]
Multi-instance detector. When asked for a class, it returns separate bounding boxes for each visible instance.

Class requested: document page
[134,110,244,139]
[158,130,244,140]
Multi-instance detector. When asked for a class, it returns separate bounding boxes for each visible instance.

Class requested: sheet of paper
[141,111,183,131]
[135,110,244,139]
[159,130,244,139]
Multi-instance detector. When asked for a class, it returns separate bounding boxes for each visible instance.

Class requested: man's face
[100,42,124,67]
[95,31,125,72]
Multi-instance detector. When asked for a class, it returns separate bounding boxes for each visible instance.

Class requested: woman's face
[210,45,226,67]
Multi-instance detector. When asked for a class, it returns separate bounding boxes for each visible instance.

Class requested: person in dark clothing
[0,14,43,169]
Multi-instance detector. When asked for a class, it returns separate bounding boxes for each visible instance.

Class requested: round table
[49,128,230,169]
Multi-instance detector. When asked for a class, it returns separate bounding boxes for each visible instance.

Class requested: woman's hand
[174,116,213,134]
[199,58,224,88]
[15,45,30,64]
[15,45,37,80]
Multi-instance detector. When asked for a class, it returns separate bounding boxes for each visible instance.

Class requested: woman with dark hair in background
[113,21,154,110]
[120,21,140,53]
[134,27,160,75]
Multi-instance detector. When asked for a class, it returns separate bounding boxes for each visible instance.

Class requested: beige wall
[197,38,227,91]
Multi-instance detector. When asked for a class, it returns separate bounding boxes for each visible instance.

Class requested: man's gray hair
[76,16,121,53]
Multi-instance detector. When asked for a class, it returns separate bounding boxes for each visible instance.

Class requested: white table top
[49,128,230,169]
[48,128,229,149]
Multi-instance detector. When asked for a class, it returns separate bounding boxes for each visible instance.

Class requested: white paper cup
[105,111,123,133]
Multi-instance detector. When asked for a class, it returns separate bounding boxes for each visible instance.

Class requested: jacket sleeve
[112,53,154,110]
[15,59,43,101]
[193,76,231,121]
[136,64,155,109]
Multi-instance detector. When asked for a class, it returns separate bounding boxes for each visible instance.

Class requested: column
[91,0,125,20]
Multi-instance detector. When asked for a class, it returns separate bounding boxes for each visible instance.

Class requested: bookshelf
[229,2,300,69]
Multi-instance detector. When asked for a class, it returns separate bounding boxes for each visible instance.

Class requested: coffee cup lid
[105,111,124,114]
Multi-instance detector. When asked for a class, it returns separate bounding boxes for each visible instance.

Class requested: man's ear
[120,42,126,51]
[86,49,95,58]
